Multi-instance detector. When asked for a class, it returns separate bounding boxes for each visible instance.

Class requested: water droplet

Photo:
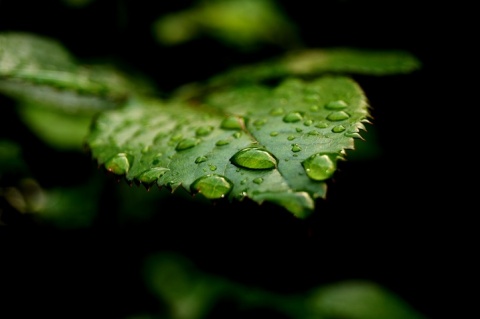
[176,138,201,151]
[287,135,296,141]
[291,144,302,152]
[283,111,303,123]
[216,139,230,146]
[104,153,131,175]
[308,130,320,136]
[221,116,244,130]
[332,125,346,133]
[253,119,267,127]
[296,128,303,133]
[270,131,279,137]
[325,100,348,110]
[195,126,214,137]
[190,174,233,199]
[195,156,207,163]
[240,179,247,185]
[170,133,183,142]
[302,153,337,181]
[310,105,320,112]
[230,147,277,170]
[137,167,169,184]
[253,177,263,184]
[303,119,313,126]
[315,122,329,128]
[304,94,320,102]
[232,132,242,139]
[209,165,217,171]
[270,107,285,115]
[327,111,350,121]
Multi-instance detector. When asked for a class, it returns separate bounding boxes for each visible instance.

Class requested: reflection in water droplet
[196,126,214,136]
[137,167,169,184]
[253,177,263,184]
[176,138,200,151]
[195,156,207,164]
[283,111,303,123]
[270,131,279,137]
[332,125,346,133]
[302,153,337,181]
[190,174,233,199]
[270,107,284,115]
[291,144,301,152]
[216,140,230,146]
[325,100,348,110]
[230,147,277,170]
[327,111,350,121]
[105,153,131,175]
[221,116,244,130]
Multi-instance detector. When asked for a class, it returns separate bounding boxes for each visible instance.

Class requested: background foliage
[0,0,463,318]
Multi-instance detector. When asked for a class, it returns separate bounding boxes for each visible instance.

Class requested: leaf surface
[87,76,370,217]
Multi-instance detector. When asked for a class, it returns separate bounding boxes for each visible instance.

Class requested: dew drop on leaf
[270,131,279,137]
[253,177,263,184]
[327,111,350,121]
[137,167,170,184]
[195,156,208,163]
[104,153,131,175]
[283,111,303,123]
[269,107,285,115]
[325,100,348,110]
[291,144,302,152]
[303,119,313,126]
[195,125,214,137]
[230,147,277,170]
[315,122,329,128]
[287,135,296,141]
[302,153,337,181]
[220,115,244,130]
[175,138,201,151]
[216,139,230,146]
[332,125,346,133]
[190,174,233,199]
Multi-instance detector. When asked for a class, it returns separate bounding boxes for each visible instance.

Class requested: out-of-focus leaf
[152,0,299,50]
[86,76,370,218]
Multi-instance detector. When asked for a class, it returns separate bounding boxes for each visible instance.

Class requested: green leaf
[86,75,370,217]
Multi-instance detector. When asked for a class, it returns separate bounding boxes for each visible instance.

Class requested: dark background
[0,0,469,318]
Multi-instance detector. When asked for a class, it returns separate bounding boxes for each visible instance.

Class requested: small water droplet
[296,128,303,133]
[332,125,346,133]
[302,153,337,181]
[308,130,320,136]
[310,105,320,112]
[104,153,131,175]
[315,122,329,128]
[216,139,230,146]
[209,165,217,171]
[195,125,214,136]
[291,144,302,152]
[190,174,233,199]
[221,116,244,130]
[304,93,320,102]
[303,119,313,126]
[232,132,242,139]
[253,119,267,127]
[195,156,207,163]
[230,147,277,170]
[327,111,350,121]
[253,177,263,184]
[170,133,183,142]
[287,135,296,141]
[325,100,348,110]
[270,107,285,115]
[270,131,279,137]
[137,167,169,184]
[283,111,303,123]
[176,138,201,151]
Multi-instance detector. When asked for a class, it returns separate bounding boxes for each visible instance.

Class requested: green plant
[1,0,428,318]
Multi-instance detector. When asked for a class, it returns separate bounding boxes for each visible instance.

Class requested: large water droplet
[325,100,348,110]
[302,153,337,181]
[176,138,200,151]
[283,111,303,123]
[221,116,244,130]
[190,174,233,199]
[104,153,131,175]
[327,111,350,121]
[230,147,277,170]
[137,167,169,184]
